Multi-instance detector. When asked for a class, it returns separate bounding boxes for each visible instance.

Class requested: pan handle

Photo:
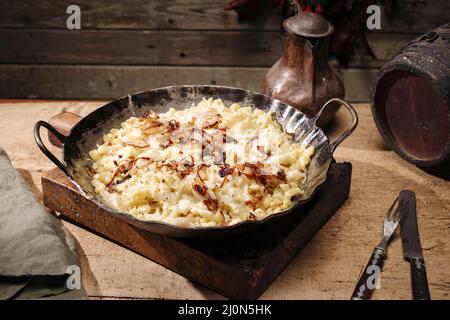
[34,121,68,175]
[48,112,82,147]
[312,98,358,153]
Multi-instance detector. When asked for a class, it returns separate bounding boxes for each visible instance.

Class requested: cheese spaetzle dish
[88,98,315,227]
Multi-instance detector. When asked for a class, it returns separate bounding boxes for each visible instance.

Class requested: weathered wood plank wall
[0,0,446,101]
[0,0,279,30]
[1,0,446,32]
[0,30,281,66]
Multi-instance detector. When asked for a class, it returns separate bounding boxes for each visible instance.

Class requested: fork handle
[351,247,385,300]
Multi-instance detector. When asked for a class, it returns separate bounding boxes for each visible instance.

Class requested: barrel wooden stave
[372,24,450,173]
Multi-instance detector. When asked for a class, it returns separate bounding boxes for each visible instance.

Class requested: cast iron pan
[34,85,357,238]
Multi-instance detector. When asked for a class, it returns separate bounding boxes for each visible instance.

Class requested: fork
[351,196,405,300]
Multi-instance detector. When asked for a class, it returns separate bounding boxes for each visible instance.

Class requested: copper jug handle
[312,98,359,153]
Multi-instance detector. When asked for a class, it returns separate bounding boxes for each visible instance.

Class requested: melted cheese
[89,98,314,227]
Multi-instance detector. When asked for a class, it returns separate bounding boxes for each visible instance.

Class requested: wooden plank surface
[0,65,267,99]
[366,33,417,60]
[0,101,449,300]
[0,29,419,66]
[0,0,279,30]
[0,29,281,66]
[339,69,378,102]
[0,0,446,33]
[378,0,450,34]
[0,65,377,102]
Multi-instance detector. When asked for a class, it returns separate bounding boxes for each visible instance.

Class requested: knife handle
[351,248,385,300]
[410,258,431,300]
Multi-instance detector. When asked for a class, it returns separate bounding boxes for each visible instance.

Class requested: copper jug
[262,10,345,127]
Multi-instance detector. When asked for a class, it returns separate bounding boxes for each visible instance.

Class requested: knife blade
[399,190,431,300]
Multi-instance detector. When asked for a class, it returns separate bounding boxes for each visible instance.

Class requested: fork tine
[389,197,408,223]
[392,198,404,222]
[385,196,399,220]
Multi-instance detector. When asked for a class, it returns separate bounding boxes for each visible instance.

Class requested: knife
[399,190,431,300]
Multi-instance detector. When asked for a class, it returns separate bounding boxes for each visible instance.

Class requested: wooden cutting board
[42,162,352,299]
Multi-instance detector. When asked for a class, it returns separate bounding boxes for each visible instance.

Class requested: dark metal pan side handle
[313,98,359,153]
[351,248,385,300]
[34,121,68,174]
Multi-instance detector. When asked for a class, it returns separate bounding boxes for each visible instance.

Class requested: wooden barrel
[372,23,450,174]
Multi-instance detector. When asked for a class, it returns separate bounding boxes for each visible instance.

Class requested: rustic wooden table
[0,100,448,300]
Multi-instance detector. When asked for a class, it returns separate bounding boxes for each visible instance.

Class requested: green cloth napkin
[0,148,86,299]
